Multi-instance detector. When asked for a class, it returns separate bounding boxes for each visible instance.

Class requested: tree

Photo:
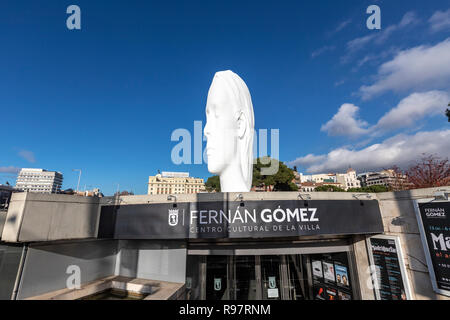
[406,154,450,188]
[315,185,346,192]
[347,185,389,193]
[115,190,134,196]
[252,157,298,191]
[446,103,450,122]
[389,166,412,191]
[205,175,220,192]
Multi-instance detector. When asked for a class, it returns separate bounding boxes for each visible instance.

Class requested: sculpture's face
[204,77,237,174]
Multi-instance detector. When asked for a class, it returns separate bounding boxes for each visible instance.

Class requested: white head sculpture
[204,70,255,192]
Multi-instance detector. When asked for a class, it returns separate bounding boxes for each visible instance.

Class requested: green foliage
[252,157,298,191]
[347,185,389,193]
[314,185,346,192]
[205,175,220,192]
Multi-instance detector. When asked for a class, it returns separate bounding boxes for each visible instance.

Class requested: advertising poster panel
[415,200,450,297]
[368,236,411,300]
[311,253,353,300]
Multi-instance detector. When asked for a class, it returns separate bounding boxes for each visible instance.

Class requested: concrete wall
[375,187,450,300]
[351,235,376,300]
[17,240,118,299]
[115,240,187,283]
[0,244,23,300]
[0,211,6,239]
[3,192,101,242]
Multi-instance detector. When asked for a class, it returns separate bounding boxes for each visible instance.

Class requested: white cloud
[334,19,352,33]
[321,91,449,138]
[18,150,36,163]
[359,38,450,99]
[344,11,418,58]
[311,46,335,58]
[398,11,419,28]
[356,47,400,69]
[346,34,376,53]
[290,154,326,167]
[0,166,20,174]
[429,9,450,32]
[321,104,369,137]
[289,130,450,173]
[374,91,449,132]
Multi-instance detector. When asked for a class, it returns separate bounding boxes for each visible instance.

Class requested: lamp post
[73,169,82,193]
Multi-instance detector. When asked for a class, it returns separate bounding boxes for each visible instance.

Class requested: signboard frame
[366,234,412,300]
[413,198,450,297]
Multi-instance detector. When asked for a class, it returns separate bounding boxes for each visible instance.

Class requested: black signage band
[98,200,384,240]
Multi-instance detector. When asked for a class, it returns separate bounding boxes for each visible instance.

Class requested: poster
[369,237,409,300]
[323,261,335,282]
[415,201,450,296]
[338,290,351,300]
[313,285,326,300]
[312,260,323,279]
[335,264,350,287]
[325,287,337,300]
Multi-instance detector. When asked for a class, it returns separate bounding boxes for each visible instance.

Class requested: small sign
[168,209,179,226]
[214,278,222,291]
[186,277,192,289]
[268,276,277,289]
[268,288,279,298]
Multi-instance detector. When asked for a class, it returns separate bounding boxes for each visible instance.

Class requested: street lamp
[73,169,82,193]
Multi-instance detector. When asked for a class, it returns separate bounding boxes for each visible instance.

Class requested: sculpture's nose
[204,121,210,139]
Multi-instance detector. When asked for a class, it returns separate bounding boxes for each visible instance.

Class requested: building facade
[147,171,205,195]
[15,168,63,193]
[1,188,449,301]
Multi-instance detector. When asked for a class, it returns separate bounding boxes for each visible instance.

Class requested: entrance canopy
[99,200,384,240]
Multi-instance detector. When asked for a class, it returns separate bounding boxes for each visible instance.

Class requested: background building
[336,168,361,190]
[15,168,63,194]
[294,168,359,191]
[294,172,337,184]
[147,171,205,195]
[75,188,103,197]
[358,169,410,190]
[0,184,15,211]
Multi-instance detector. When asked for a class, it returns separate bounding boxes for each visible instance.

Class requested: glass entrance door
[260,255,283,300]
[205,256,229,300]
[286,254,307,300]
[187,252,353,300]
[231,256,258,300]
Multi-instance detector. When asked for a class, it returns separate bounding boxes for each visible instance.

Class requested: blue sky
[1,0,449,195]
